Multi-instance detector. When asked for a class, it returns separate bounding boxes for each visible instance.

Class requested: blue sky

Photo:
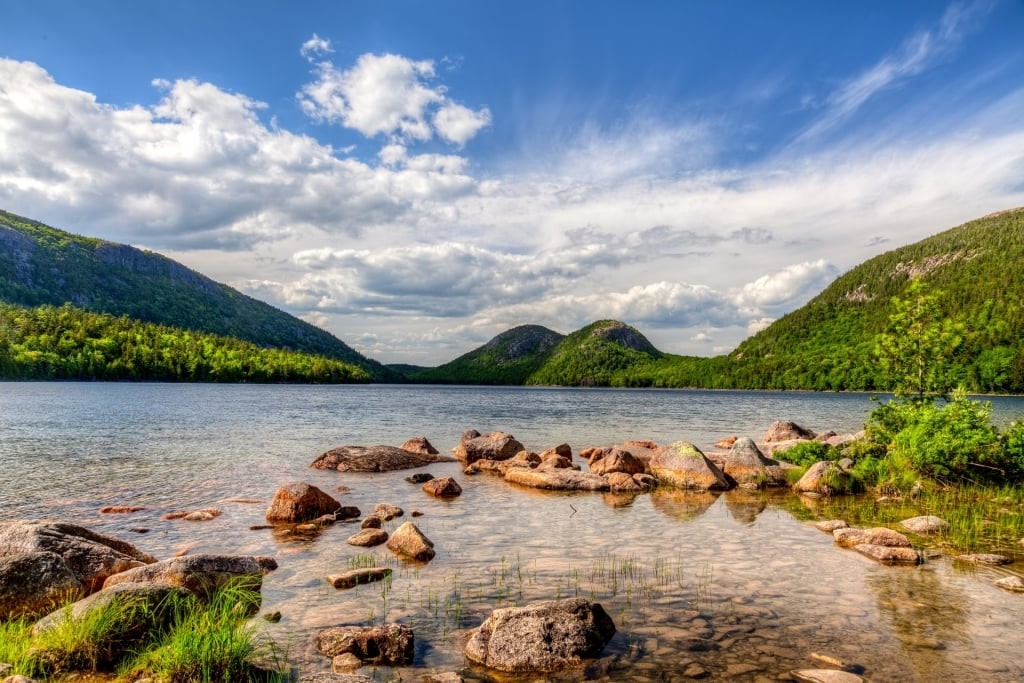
[2,1,1023,363]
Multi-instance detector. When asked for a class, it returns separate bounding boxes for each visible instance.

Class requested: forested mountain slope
[406,324,564,384]
[0,210,388,378]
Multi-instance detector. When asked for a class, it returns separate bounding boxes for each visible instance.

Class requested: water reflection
[723,489,768,525]
[649,488,720,521]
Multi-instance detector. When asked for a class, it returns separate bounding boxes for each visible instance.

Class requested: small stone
[790,670,865,683]
[405,472,434,484]
[411,510,424,517]
[332,653,363,671]
[422,477,462,497]
[360,516,382,529]
[327,568,392,589]
[263,610,282,623]
[957,553,1012,566]
[373,503,404,521]
[994,576,1024,592]
[346,529,388,547]
[815,520,849,533]
[99,506,147,514]
[129,528,150,534]
[386,522,435,561]
[182,508,221,521]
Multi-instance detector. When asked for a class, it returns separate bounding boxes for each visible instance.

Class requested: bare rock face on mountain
[266,483,341,523]
[0,521,156,595]
[465,597,616,674]
[649,442,732,490]
[312,445,455,472]
[453,431,525,464]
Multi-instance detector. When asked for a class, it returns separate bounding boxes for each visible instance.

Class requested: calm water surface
[2,383,1024,682]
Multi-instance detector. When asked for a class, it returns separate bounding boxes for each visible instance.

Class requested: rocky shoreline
[2,421,1023,682]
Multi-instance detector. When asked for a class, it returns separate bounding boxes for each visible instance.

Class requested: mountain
[405,324,565,384]
[525,320,662,386]
[0,210,389,378]
[719,207,1024,392]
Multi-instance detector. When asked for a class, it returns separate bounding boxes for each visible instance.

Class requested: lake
[2,383,1024,681]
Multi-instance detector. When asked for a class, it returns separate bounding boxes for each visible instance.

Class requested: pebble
[994,576,1024,592]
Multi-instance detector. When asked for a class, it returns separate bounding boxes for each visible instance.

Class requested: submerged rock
[0,521,156,595]
[994,576,1024,592]
[327,568,392,589]
[649,441,731,490]
[312,445,455,472]
[956,553,1012,566]
[854,544,921,565]
[465,597,616,673]
[405,472,434,484]
[373,503,404,521]
[315,623,414,665]
[266,483,340,523]
[834,527,912,548]
[346,529,388,547]
[900,515,950,536]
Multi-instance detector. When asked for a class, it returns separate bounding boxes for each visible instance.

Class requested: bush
[999,420,1024,480]
[777,440,836,468]
[889,391,1002,484]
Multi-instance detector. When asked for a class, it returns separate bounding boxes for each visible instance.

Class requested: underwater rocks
[311,444,455,472]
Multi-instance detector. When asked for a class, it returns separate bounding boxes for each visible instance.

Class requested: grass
[0,581,287,683]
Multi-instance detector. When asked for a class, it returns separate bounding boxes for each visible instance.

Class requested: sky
[1,1,1023,365]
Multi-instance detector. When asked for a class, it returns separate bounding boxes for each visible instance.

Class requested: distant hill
[403,208,1024,392]
[405,324,565,384]
[0,210,390,379]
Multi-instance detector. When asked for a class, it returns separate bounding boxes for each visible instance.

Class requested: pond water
[2,383,1024,681]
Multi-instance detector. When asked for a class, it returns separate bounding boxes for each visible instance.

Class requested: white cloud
[300,33,333,61]
[297,50,491,145]
[734,259,839,315]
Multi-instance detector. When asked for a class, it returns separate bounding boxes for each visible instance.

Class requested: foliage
[875,279,963,399]
[1,582,285,682]
[0,302,369,383]
[999,420,1024,479]
[407,325,564,384]
[777,441,836,468]
[0,209,391,379]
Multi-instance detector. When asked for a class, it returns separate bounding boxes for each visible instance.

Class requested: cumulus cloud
[297,48,491,145]
[734,259,839,315]
[300,33,333,61]
[0,58,479,248]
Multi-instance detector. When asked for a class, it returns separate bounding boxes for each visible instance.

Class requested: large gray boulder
[722,437,786,487]
[649,442,732,490]
[0,551,83,620]
[312,445,455,472]
[465,597,616,673]
[0,521,156,594]
[453,431,525,464]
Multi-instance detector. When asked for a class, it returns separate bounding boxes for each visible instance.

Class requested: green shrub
[999,420,1024,480]
[889,391,1001,484]
[778,440,836,468]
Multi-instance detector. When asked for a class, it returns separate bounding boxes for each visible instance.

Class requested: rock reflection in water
[649,488,720,521]
[723,489,768,525]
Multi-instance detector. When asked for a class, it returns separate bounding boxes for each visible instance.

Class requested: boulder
[589,448,646,476]
[373,503,404,521]
[453,431,525,464]
[400,436,439,455]
[386,522,435,562]
[537,455,576,470]
[311,445,455,472]
[814,520,850,533]
[346,529,388,547]
[315,624,414,665]
[466,450,539,475]
[0,521,156,594]
[327,568,392,589]
[505,468,610,491]
[422,477,463,498]
[465,597,616,673]
[714,436,737,449]
[793,461,850,496]
[722,438,786,487]
[540,444,573,460]
[854,544,921,565]
[102,554,267,599]
[0,551,83,620]
[900,515,950,536]
[833,527,912,549]
[764,421,816,442]
[266,483,341,523]
[649,442,731,490]
[605,472,650,493]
